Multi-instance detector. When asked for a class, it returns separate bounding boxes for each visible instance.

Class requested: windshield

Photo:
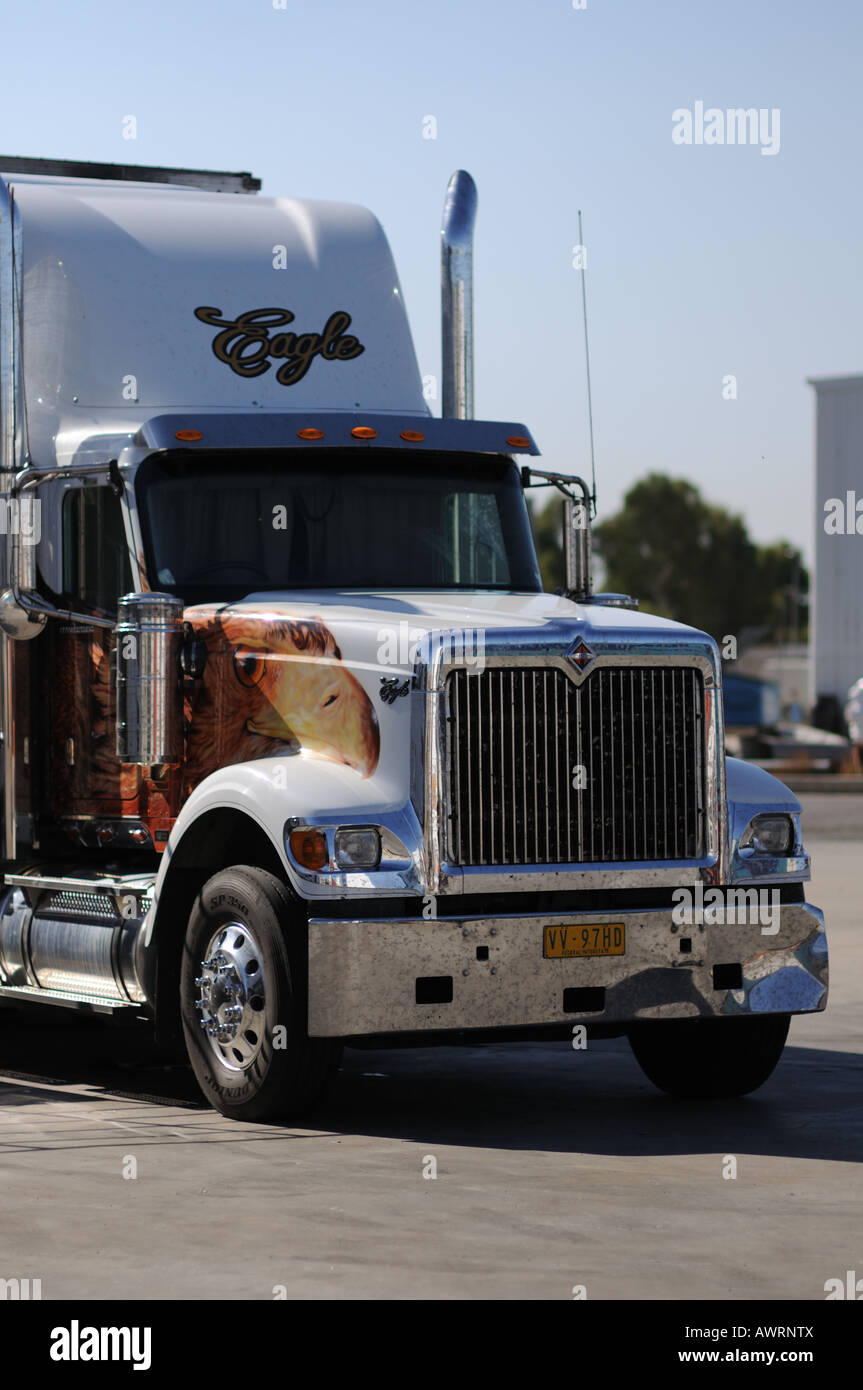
[135,449,542,602]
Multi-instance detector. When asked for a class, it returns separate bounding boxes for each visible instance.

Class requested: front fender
[153,753,423,906]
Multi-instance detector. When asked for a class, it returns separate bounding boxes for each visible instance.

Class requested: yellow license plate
[544,923,625,958]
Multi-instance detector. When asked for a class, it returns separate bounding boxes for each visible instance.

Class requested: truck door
[45,483,139,823]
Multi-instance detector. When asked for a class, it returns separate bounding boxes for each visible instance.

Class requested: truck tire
[180,865,342,1121]
[627,1014,790,1098]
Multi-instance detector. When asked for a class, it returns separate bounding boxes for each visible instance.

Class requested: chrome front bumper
[306,903,827,1037]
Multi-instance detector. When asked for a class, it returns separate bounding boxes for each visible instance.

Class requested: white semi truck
[0,156,827,1120]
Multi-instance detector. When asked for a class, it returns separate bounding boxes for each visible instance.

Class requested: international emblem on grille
[567,639,594,673]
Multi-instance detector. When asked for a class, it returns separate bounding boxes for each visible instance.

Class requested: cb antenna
[578,209,597,514]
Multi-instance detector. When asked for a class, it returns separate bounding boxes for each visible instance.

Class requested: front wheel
[180,865,342,1121]
[628,1014,791,1098]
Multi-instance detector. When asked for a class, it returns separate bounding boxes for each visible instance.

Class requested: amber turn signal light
[289,828,328,871]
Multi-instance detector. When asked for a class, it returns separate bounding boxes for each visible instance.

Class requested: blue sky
[1,0,859,563]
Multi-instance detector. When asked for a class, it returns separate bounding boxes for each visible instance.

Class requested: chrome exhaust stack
[441,170,477,420]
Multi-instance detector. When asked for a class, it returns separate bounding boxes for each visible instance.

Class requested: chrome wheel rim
[194,922,267,1072]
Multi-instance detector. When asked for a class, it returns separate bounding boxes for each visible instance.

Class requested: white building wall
[809,375,863,707]
[736,644,810,717]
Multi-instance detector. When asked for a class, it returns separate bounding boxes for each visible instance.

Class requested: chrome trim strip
[282,806,426,899]
[4,871,155,896]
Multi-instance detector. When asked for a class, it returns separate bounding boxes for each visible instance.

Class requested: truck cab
[0,157,827,1120]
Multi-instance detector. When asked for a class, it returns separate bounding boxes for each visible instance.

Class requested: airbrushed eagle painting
[40,608,380,838]
[182,609,381,793]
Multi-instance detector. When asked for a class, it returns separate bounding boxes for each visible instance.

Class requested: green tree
[529,474,808,645]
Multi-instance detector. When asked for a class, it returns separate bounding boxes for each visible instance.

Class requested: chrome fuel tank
[0,882,149,1003]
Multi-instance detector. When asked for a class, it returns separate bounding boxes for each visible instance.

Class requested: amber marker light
[351,426,377,439]
[289,828,328,871]
[505,435,531,449]
[175,429,204,441]
[400,430,425,442]
[297,427,325,440]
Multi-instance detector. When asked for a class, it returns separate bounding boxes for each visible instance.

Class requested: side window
[62,486,133,613]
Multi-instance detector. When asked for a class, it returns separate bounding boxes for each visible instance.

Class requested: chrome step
[4,872,155,896]
[0,983,137,1015]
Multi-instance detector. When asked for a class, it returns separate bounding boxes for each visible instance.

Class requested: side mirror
[563,491,592,602]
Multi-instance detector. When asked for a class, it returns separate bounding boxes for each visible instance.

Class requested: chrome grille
[446,665,705,866]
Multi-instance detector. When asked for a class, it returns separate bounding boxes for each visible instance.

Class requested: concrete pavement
[0,793,859,1300]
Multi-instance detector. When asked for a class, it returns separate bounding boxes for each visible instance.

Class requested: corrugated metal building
[808,374,863,714]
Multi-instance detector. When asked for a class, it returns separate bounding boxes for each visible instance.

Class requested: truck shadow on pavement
[322,1041,863,1164]
[0,1013,860,1163]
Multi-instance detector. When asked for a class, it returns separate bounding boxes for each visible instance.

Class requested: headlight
[334,827,381,869]
[739,814,795,855]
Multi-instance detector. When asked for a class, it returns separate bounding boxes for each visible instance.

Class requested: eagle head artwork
[183,612,380,787]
